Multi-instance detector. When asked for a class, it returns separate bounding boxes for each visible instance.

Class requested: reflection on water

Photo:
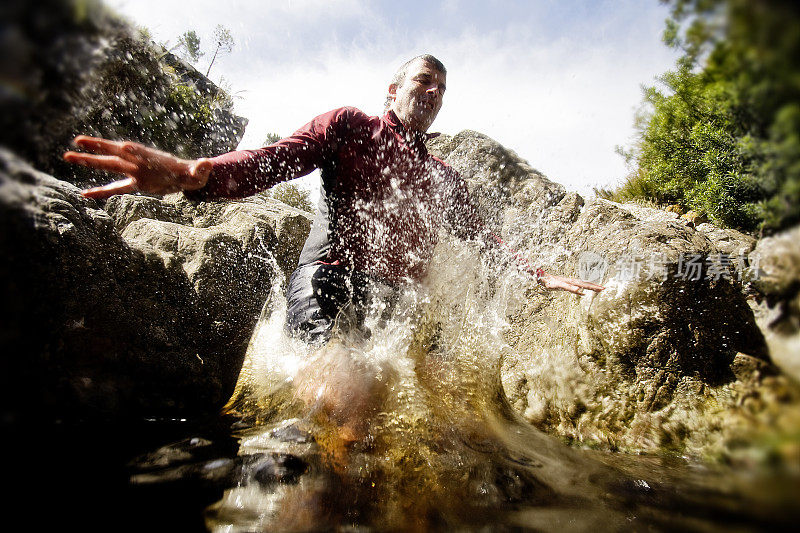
[123,405,800,531]
[42,238,797,531]
[124,238,791,531]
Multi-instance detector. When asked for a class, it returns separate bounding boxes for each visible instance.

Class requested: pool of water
[9,243,798,532]
[8,411,798,532]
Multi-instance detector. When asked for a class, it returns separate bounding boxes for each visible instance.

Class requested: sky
[105,0,680,199]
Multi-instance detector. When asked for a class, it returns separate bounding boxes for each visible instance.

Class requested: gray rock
[499,198,773,454]
[424,133,792,457]
[428,130,565,226]
[748,226,800,382]
[177,194,313,284]
[696,223,757,257]
[106,192,312,287]
[117,196,312,338]
[0,149,308,421]
[751,226,800,299]
[105,194,191,232]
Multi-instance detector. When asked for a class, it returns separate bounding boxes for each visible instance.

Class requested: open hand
[537,271,604,295]
[63,136,212,199]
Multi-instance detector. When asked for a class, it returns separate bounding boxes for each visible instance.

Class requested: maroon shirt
[188,107,485,283]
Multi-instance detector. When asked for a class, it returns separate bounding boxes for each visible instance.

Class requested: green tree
[206,25,234,77]
[616,0,800,233]
[270,182,314,212]
[176,30,203,63]
[263,132,282,145]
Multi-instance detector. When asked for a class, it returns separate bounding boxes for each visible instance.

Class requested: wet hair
[385,54,447,111]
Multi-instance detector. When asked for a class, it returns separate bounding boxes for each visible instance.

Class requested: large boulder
[428,130,565,226]
[0,1,247,187]
[0,149,310,422]
[431,131,800,460]
[748,226,800,382]
[105,193,312,291]
[501,198,780,455]
[695,223,757,257]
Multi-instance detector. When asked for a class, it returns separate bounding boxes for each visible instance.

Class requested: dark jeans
[284,263,398,345]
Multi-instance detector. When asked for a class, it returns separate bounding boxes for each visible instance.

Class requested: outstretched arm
[63,136,212,199]
[537,272,605,294]
[64,107,357,201]
[442,168,603,295]
[486,233,604,295]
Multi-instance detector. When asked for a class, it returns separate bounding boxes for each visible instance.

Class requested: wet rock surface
[696,223,757,257]
[0,0,796,459]
[111,192,312,315]
[2,110,796,460]
[0,1,308,423]
[0,148,310,421]
[499,197,786,458]
[3,5,798,531]
[428,130,566,226]
[747,226,800,383]
[431,132,799,460]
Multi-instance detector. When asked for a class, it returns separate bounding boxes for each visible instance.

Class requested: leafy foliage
[176,30,203,63]
[269,182,314,212]
[258,133,313,211]
[171,26,234,77]
[1,0,248,187]
[263,132,282,145]
[614,0,800,233]
[71,32,242,163]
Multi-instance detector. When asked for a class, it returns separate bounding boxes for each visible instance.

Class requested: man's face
[388,59,446,133]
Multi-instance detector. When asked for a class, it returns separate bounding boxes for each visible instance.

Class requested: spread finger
[63,153,138,175]
[81,178,136,199]
[72,135,128,155]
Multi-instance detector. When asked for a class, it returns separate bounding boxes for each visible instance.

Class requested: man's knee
[284,263,354,345]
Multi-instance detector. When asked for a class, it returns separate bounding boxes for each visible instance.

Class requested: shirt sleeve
[185,107,354,201]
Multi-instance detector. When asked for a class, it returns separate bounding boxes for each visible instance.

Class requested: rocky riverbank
[0,149,311,420]
[428,130,800,464]
[2,0,798,464]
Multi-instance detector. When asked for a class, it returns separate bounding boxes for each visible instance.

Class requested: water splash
[204,237,650,530]
[196,228,800,530]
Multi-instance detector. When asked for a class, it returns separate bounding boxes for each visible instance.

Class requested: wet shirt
[188,107,484,283]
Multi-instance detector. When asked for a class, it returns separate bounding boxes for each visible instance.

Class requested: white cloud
[105,0,679,197]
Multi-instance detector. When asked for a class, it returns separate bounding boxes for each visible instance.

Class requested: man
[65,54,603,443]
[64,54,602,347]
